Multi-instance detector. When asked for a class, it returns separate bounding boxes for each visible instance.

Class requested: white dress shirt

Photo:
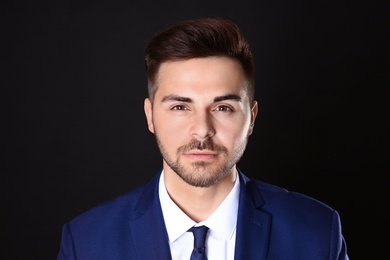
[158,170,240,260]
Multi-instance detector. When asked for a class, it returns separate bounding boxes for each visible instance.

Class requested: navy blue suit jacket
[58,170,349,259]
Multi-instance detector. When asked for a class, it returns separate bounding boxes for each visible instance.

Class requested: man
[58,18,349,259]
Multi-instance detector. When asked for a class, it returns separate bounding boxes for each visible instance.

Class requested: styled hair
[144,17,255,103]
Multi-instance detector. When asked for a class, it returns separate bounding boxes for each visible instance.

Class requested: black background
[1,0,388,259]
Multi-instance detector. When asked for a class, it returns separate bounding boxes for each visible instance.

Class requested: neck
[163,165,237,223]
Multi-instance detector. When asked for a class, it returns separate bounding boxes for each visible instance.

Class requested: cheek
[153,117,187,151]
[155,115,185,136]
[217,122,249,148]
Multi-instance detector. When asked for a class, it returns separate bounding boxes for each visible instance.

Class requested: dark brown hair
[144,17,255,103]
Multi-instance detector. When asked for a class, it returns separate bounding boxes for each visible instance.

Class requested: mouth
[183,151,218,161]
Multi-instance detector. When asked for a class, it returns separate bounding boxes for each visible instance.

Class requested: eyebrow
[161,94,242,103]
[213,94,241,103]
[161,95,192,103]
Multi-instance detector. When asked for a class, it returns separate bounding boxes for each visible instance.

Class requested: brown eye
[215,105,233,112]
[171,105,187,110]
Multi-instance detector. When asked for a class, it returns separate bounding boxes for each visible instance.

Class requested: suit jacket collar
[234,170,271,260]
[128,170,271,260]
[128,174,172,259]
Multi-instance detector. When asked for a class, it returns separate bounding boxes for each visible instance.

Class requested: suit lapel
[128,174,172,260]
[127,171,272,259]
[234,172,272,260]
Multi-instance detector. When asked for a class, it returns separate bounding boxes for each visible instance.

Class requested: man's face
[144,57,257,188]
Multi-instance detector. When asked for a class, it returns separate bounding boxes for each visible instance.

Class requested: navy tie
[188,225,209,260]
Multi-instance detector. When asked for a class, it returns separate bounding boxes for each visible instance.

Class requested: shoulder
[239,172,348,258]
[242,174,343,240]
[67,174,159,229]
[241,172,338,222]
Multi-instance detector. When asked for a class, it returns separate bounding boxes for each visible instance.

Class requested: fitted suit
[58,169,349,259]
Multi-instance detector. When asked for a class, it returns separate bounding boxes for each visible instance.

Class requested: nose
[190,111,216,140]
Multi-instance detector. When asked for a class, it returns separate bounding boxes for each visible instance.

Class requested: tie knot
[188,225,209,250]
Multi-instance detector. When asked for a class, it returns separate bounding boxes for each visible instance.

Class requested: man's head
[143,18,257,188]
[144,17,255,104]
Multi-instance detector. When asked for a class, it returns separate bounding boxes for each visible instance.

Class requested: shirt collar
[158,170,240,243]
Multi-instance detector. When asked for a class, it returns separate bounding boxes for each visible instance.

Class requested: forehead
[155,57,248,99]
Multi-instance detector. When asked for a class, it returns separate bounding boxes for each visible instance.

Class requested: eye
[171,105,188,111]
[215,105,233,112]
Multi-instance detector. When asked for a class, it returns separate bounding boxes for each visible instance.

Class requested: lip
[183,151,218,161]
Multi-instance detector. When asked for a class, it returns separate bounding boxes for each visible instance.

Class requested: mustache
[177,139,227,154]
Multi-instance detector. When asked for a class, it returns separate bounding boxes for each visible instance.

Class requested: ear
[248,100,258,136]
[144,98,155,133]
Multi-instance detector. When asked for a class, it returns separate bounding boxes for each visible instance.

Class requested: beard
[155,136,248,188]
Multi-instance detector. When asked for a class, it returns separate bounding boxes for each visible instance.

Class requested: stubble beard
[155,136,248,188]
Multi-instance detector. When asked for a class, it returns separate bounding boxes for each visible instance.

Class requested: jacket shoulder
[244,176,336,217]
[68,175,158,229]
